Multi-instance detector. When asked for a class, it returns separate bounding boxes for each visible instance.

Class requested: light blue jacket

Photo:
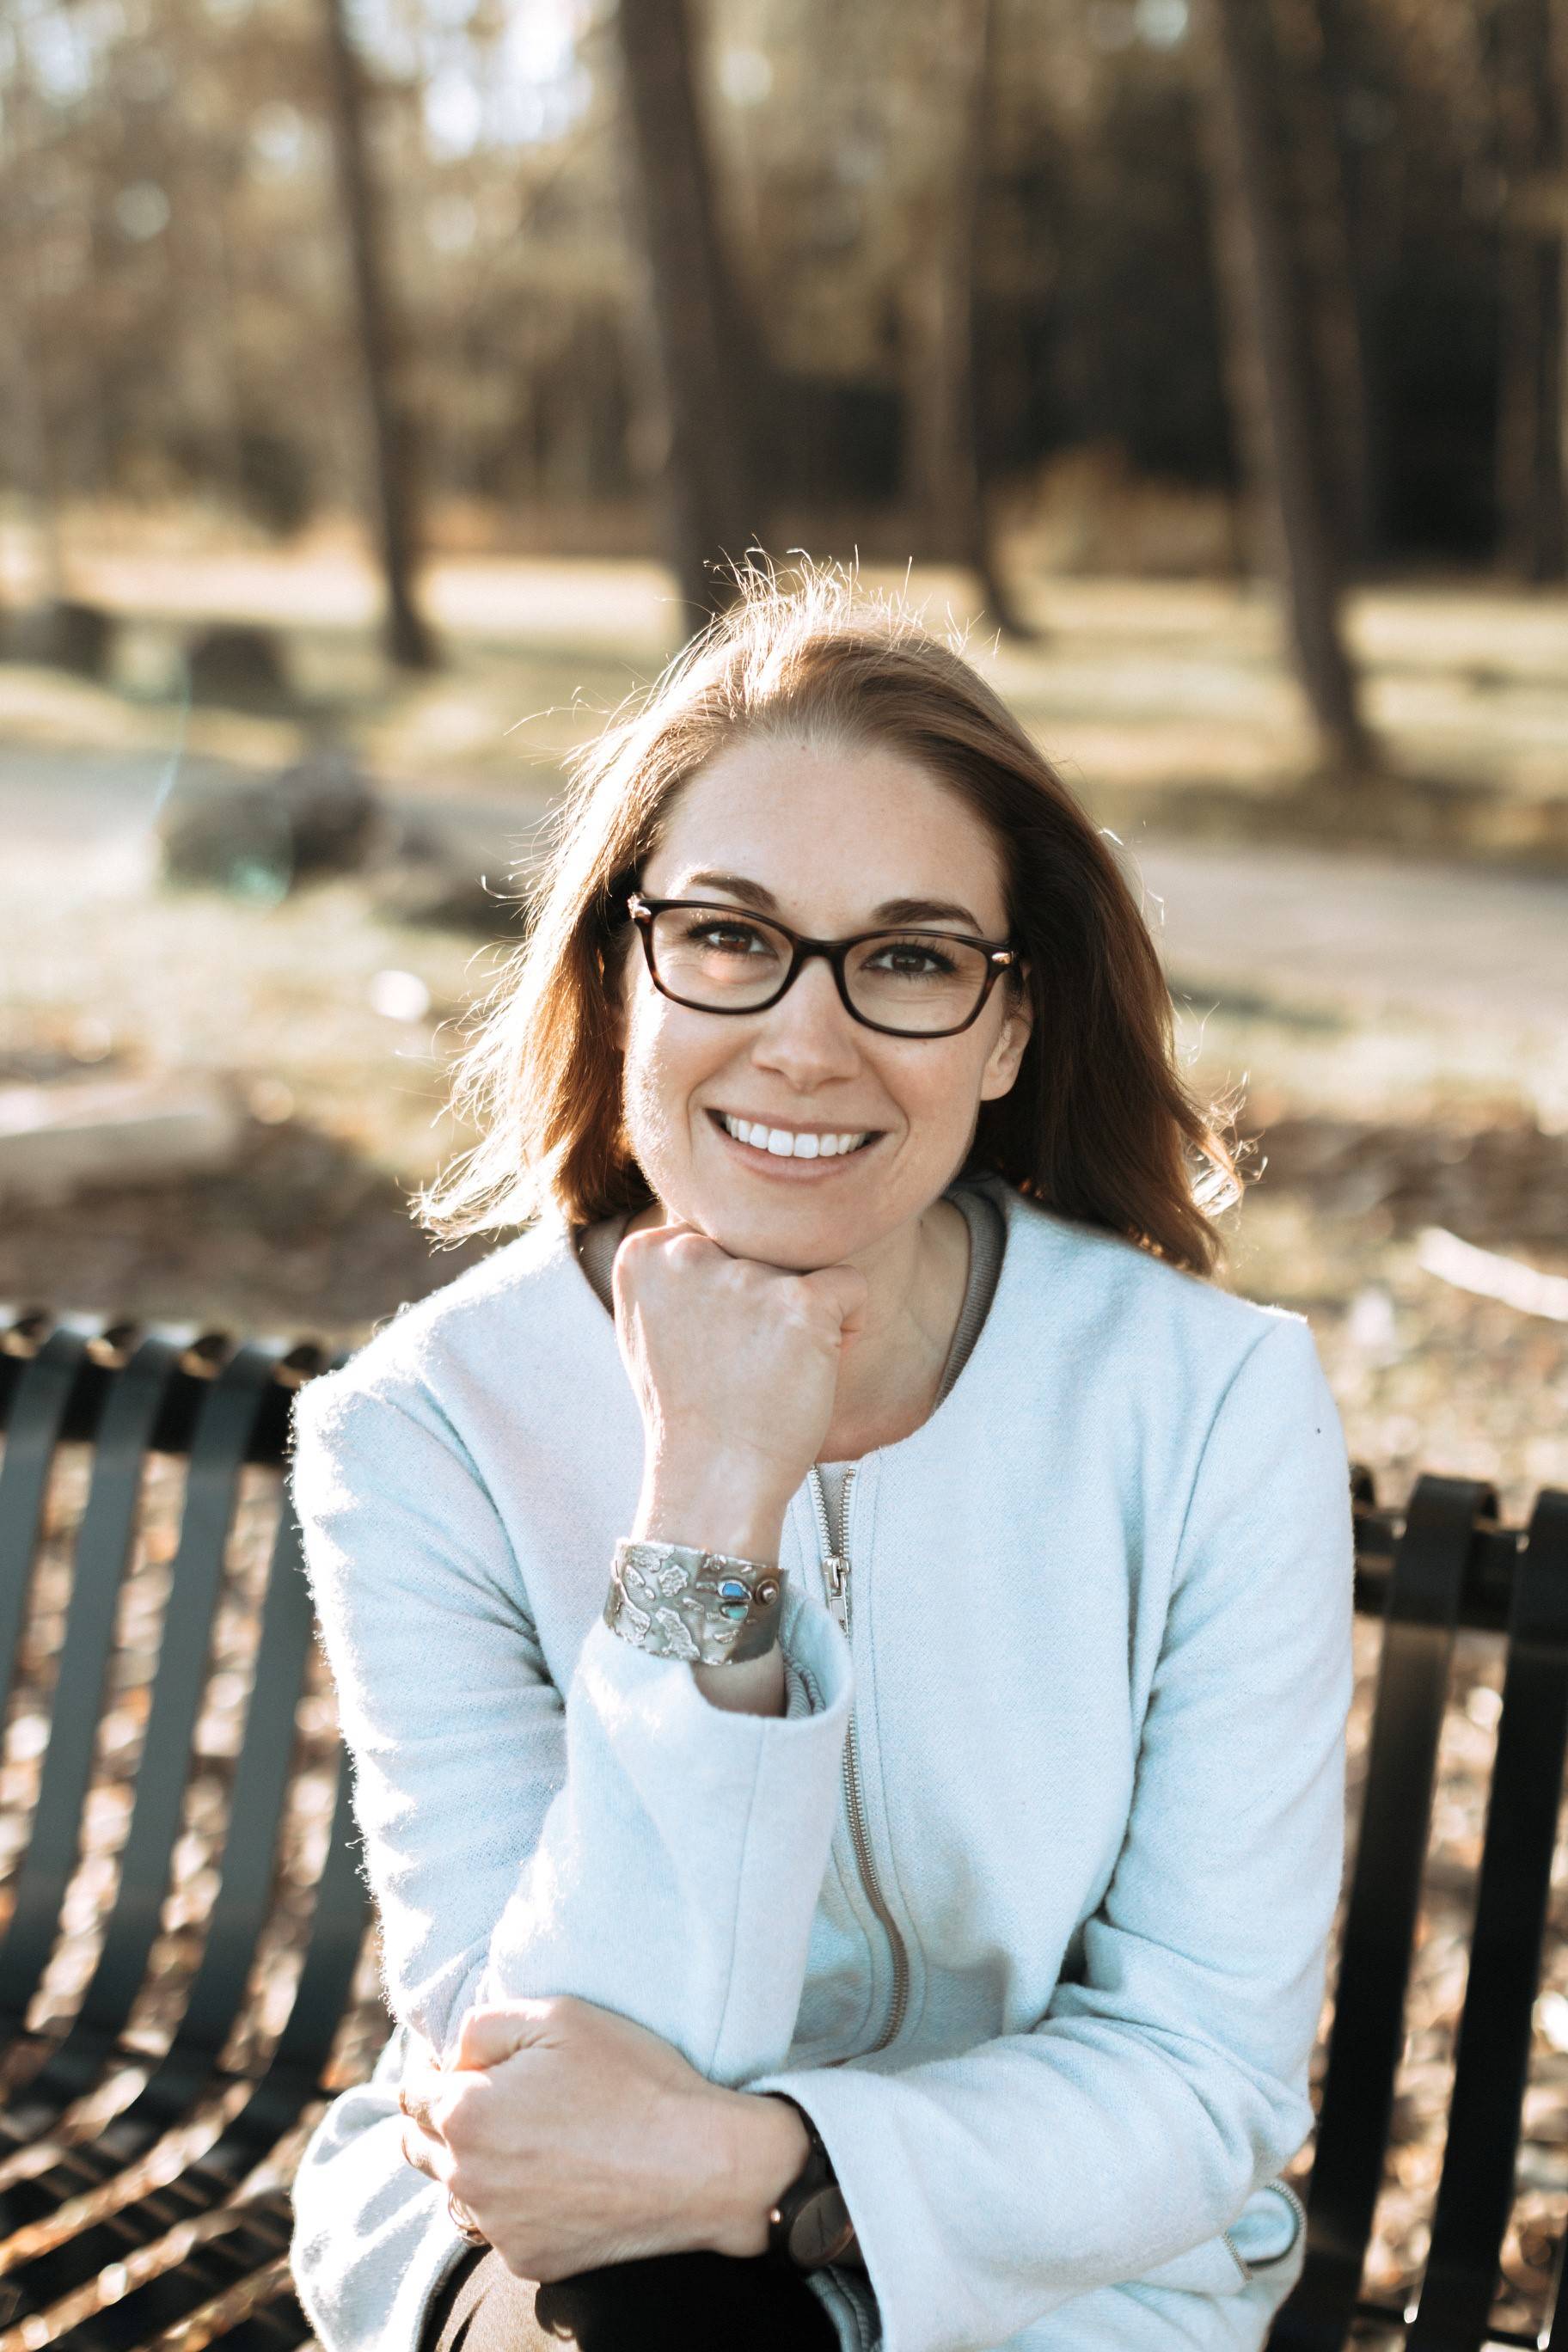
[287,1174,1353,2352]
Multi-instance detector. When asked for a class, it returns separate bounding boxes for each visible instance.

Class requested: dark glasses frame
[626,891,1021,1039]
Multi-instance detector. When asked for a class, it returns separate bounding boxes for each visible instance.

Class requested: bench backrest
[2,1306,1565,2352]
[0,1311,369,2094]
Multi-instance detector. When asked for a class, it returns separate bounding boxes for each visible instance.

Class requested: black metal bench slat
[1409,1490,1568,2352]
[149,1498,321,2075]
[0,1583,368,2317]
[76,1778,369,2352]
[0,1318,371,2352]
[14,1340,294,2118]
[0,1504,320,2230]
[0,1335,191,2028]
[1268,1473,1492,2352]
[0,1764,370,2339]
[0,1326,101,1709]
[60,2208,295,2352]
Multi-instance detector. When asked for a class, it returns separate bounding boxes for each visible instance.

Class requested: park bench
[0,1303,1565,2350]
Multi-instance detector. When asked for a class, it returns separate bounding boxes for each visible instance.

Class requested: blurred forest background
[3,1,1568,2333]
[1,0,1566,1516]
[3,0,1568,1523]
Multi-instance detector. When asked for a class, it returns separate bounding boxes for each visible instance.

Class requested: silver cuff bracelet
[605,1540,784,1665]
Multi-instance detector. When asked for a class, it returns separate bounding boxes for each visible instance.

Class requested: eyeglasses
[626,893,1020,1038]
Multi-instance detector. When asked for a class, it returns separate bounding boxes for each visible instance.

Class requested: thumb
[804,1261,871,1339]
[451,2000,552,2071]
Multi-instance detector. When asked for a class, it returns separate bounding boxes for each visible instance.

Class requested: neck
[816,1193,971,1460]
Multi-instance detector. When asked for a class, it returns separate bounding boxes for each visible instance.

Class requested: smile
[712,1111,877,1161]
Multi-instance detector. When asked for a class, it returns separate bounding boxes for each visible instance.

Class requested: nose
[747,952,863,1091]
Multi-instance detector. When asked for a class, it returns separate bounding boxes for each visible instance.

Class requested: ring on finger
[447,2190,488,2248]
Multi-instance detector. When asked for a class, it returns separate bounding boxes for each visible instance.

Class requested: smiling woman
[286,566,1353,2352]
[417,566,1238,1272]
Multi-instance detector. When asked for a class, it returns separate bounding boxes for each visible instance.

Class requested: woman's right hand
[612,1221,868,1565]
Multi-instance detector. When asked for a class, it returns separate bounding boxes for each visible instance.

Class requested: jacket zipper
[808,1461,911,2054]
[803,1471,1302,2286]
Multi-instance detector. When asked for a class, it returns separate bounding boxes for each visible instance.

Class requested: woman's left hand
[397,1996,796,2281]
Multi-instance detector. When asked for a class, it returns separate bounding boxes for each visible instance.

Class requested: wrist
[695,2088,810,2259]
[635,1462,789,1564]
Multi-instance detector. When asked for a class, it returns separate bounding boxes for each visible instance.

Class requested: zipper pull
[820,1553,850,1633]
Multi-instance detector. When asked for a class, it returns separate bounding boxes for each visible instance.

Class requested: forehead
[647,736,1009,924]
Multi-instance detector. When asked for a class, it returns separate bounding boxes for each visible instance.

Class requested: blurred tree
[319,0,438,667]
[0,0,1529,587]
[0,54,68,604]
[905,0,1032,634]
[1271,0,1377,560]
[1490,0,1565,580]
[1192,0,1370,773]
[613,0,763,624]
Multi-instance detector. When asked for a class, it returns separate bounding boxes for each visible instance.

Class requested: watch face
[787,2184,855,2269]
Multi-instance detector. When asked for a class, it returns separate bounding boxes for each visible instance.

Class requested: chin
[690,1191,872,1271]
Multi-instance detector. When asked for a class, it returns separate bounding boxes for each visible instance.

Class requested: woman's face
[613,733,1033,1271]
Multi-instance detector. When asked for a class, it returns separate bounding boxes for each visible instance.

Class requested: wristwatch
[763,2095,859,2270]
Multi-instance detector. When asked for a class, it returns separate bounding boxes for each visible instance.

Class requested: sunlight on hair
[415,555,1243,1276]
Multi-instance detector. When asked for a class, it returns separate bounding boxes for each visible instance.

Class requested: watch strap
[763,2094,858,2271]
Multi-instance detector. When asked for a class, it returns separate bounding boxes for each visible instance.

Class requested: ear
[978,970,1033,1103]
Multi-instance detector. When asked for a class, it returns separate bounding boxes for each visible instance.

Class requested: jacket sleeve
[289,1368,853,2078]
[750,1314,1355,2352]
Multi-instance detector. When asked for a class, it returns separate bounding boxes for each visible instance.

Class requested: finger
[453,2000,554,2071]
[397,2065,444,2135]
[399,2116,449,2185]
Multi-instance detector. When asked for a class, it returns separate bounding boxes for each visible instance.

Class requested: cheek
[619,999,716,1143]
[891,1042,990,1134]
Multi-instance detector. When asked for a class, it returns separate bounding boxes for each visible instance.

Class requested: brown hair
[419,565,1240,1276]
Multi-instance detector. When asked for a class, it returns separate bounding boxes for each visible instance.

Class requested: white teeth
[720,1113,870,1159]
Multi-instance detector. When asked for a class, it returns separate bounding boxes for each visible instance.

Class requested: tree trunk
[613,0,761,629]
[1192,0,1370,775]
[1269,0,1377,561]
[319,0,438,670]
[0,64,67,602]
[1492,0,1566,582]
[909,0,1032,638]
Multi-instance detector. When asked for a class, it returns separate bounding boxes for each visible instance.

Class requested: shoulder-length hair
[420,567,1240,1277]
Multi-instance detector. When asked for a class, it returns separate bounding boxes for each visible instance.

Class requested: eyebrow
[679,870,989,932]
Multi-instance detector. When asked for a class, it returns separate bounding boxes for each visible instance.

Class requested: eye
[683,917,771,956]
[866,936,963,978]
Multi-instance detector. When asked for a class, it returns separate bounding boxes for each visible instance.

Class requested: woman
[288,569,1354,2352]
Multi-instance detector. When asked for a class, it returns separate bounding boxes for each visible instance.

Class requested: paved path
[1124,838,1567,1035]
[3,745,1565,1039]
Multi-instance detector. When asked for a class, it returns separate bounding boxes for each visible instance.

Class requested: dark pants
[420,2245,842,2352]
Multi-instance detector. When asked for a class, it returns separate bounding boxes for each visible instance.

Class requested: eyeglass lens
[649,906,993,1035]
